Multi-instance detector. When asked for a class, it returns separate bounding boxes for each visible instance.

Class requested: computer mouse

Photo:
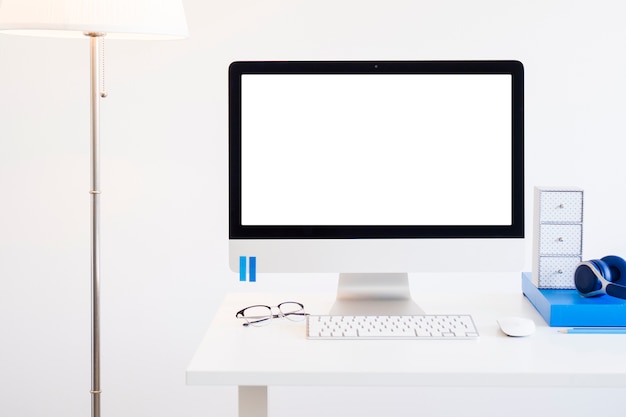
[497,316,535,337]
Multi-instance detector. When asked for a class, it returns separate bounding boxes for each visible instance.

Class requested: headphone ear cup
[600,255,626,284]
[574,260,607,295]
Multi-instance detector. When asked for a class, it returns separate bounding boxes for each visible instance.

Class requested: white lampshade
[0,0,188,39]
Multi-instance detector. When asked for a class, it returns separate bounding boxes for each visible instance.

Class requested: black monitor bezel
[229,60,524,239]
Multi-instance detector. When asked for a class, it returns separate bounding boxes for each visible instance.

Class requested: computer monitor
[229,60,524,315]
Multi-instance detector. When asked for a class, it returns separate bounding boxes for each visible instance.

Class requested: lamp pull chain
[100,37,107,98]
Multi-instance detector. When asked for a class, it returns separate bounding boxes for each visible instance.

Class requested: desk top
[187,284,626,388]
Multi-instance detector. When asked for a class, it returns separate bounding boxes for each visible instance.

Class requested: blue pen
[560,327,626,334]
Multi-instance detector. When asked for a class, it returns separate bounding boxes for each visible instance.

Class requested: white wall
[2,1,626,416]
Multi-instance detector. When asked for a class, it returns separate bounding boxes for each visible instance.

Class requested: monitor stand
[329,273,424,315]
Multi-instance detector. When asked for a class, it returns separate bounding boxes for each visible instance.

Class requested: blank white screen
[241,74,512,226]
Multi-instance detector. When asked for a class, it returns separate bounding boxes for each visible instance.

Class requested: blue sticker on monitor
[249,257,257,282]
[239,256,246,282]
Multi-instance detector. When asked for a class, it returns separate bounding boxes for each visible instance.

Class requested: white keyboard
[307,314,479,340]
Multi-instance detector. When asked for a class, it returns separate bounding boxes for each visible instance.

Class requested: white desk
[186,283,626,417]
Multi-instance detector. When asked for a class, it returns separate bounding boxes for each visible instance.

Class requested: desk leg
[238,386,268,417]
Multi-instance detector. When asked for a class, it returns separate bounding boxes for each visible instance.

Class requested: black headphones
[575,255,626,299]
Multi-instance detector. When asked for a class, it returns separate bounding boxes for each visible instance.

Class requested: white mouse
[497,316,535,337]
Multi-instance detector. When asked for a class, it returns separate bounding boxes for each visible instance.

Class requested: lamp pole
[87,32,105,417]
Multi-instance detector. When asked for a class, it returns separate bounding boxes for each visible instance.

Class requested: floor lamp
[0,2,188,416]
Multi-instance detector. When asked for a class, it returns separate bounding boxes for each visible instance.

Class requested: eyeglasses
[235,301,308,327]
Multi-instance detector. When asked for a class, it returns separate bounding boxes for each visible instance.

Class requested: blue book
[522,272,626,327]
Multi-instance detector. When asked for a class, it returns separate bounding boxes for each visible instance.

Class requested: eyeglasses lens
[243,305,272,327]
[279,302,305,322]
